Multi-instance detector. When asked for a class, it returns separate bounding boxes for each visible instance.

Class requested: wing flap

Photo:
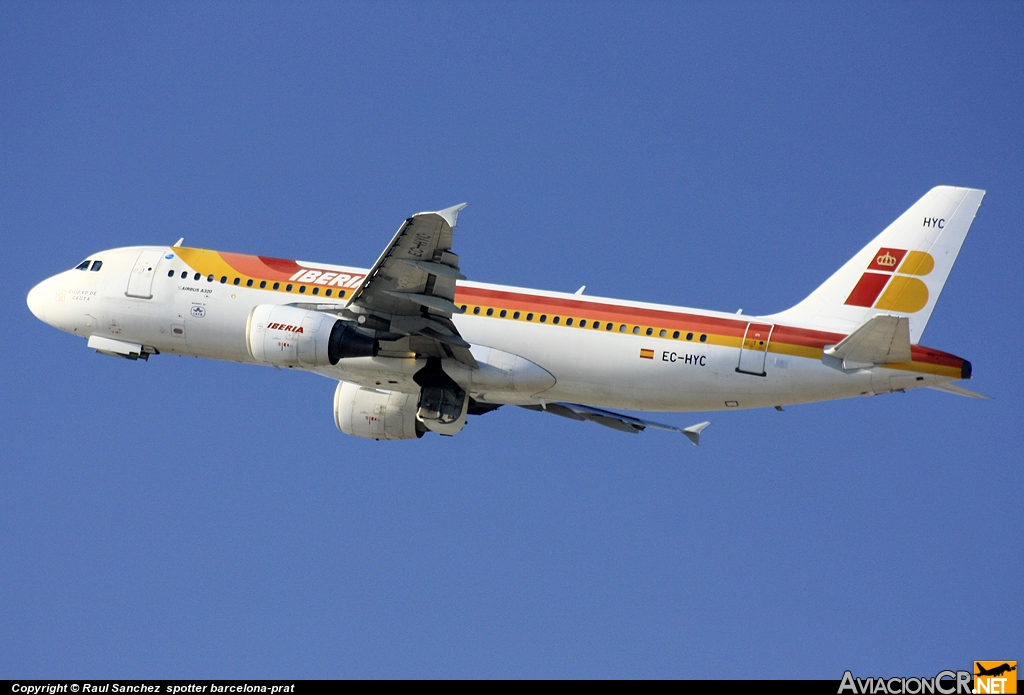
[384,291,464,315]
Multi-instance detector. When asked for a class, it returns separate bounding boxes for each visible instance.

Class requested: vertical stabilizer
[766,186,984,343]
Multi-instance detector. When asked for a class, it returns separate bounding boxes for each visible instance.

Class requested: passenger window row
[165,269,346,298]
[458,304,709,343]
[75,260,103,271]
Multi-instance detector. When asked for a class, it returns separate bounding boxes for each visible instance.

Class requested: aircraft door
[736,322,774,377]
[125,249,165,299]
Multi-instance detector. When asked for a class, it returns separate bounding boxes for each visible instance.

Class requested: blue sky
[2,1,1021,678]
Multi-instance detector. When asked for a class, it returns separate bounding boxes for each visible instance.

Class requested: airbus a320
[27,186,986,443]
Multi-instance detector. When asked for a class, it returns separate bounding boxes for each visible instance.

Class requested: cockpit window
[90,260,103,272]
[75,260,91,270]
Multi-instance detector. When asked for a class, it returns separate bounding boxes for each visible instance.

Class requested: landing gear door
[126,249,165,299]
[736,322,774,377]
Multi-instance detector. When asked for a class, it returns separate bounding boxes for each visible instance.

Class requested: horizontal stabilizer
[927,382,990,399]
[525,402,710,445]
[824,314,911,369]
[682,421,711,447]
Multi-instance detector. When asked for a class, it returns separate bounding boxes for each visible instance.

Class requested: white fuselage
[27,245,964,413]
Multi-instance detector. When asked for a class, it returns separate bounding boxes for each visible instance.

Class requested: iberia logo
[267,322,304,333]
[844,247,935,313]
[975,661,1017,694]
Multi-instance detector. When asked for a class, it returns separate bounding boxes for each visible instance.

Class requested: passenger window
[606,323,613,330]
[619,324,626,332]
[540,315,547,323]
[659,329,666,337]
[686,332,693,341]
[234,278,240,286]
[325,289,333,297]
[260,281,267,289]
[286,284,293,292]
[499,309,507,318]
[338,291,346,298]
[513,311,520,319]
[579,320,586,328]
[460,305,467,311]
[273,282,280,290]
[700,334,707,342]
[672,331,680,339]
[645,327,653,336]
[299,286,306,294]
[207,274,214,282]
[486,308,494,316]
[220,276,227,284]
[553,316,560,324]
[194,273,201,281]
[91,261,103,271]
[632,326,640,334]
[312,287,319,295]
[566,318,573,326]
[527,313,534,321]
[167,270,174,277]
[75,261,91,270]
[473,307,480,315]
[181,271,188,279]
[246,279,254,287]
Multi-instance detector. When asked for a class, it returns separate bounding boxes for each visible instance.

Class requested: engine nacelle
[334,381,425,440]
[247,305,377,367]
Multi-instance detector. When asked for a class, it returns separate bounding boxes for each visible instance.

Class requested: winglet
[432,203,468,230]
[683,421,711,446]
[173,238,184,247]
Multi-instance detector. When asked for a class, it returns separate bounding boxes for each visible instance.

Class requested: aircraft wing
[523,402,710,445]
[341,204,477,366]
[926,382,990,399]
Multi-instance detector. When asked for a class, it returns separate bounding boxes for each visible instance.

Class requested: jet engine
[334,381,425,440]
[247,305,377,367]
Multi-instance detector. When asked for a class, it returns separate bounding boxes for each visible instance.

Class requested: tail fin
[767,186,985,343]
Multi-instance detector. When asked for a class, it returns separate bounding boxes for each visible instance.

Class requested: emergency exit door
[736,322,774,377]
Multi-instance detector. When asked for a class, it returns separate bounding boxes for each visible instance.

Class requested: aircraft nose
[27,280,50,323]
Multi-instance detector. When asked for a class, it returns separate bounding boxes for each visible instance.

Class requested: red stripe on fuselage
[456,287,751,337]
[452,285,966,369]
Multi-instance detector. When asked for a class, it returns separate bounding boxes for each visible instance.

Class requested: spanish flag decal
[640,348,655,359]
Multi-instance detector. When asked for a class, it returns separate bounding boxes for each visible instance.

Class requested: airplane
[975,663,1016,678]
[26,186,986,443]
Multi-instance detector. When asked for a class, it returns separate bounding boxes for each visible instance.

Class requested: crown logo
[876,251,897,267]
